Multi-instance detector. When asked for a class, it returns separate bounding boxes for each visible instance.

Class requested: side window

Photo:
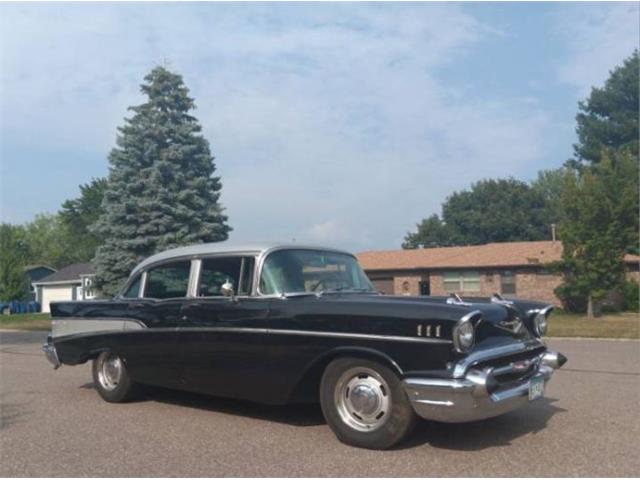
[123,275,142,299]
[145,261,191,299]
[198,257,243,297]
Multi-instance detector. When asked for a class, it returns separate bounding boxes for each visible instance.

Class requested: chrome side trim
[51,322,452,345]
[51,318,147,338]
[178,327,452,344]
[266,328,452,344]
[178,327,269,335]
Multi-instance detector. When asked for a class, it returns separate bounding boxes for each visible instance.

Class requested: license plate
[529,376,544,401]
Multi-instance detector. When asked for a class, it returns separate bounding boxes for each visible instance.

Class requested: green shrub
[623,280,639,312]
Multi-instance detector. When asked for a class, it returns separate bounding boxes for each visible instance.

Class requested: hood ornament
[446,293,471,306]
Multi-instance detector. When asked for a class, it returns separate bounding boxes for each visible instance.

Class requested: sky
[1,2,638,252]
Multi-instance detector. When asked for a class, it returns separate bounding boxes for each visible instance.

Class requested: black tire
[92,351,141,403]
[320,357,417,449]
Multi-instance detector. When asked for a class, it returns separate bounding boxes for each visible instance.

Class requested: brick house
[357,240,640,306]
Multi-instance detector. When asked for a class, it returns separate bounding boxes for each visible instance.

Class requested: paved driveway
[1,331,638,476]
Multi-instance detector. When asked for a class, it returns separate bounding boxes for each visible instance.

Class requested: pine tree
[92,67,231,296]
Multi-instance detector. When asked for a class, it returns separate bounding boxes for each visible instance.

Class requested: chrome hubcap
[97,351,122,391]
[334,367,391,432]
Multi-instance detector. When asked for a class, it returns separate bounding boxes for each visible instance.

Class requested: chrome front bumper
[403,350,566,423]
[42,337,61,369]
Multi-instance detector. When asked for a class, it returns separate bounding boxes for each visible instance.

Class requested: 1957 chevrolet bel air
[43,243,567,449]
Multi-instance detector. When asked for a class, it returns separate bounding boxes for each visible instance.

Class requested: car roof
[130,242,354,276]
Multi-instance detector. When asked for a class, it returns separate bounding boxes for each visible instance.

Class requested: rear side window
[145,261,191,299]
[198,257,242,297]
[198,256,255,297]
[123,275,141,298]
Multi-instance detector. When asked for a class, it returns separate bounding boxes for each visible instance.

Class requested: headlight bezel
[531,306,553,337]
[453,310,481,353]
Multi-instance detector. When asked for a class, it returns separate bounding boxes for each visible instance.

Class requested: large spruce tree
[93,67,231,296]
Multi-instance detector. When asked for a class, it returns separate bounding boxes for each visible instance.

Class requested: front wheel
[320,357,417,449]
[92,351,140,403]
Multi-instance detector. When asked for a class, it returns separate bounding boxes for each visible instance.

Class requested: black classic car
[43,243,566,449]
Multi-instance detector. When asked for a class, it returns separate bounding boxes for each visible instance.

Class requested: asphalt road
[1,331,639,477]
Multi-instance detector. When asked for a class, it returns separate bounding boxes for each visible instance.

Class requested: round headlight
[534,312,548,337]
[453,320,475,353]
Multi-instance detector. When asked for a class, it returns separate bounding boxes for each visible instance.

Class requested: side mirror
[221,279,235,299]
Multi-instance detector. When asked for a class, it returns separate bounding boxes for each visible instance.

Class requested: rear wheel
[320,357,417,449]
[92,351,140,403]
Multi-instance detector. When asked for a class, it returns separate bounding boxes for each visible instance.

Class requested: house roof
[357,241,640,271]
[34,263,94,285]
[24,265,56,273]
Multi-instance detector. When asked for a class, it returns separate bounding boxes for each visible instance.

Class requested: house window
[442,271,480,293]
[82,276,95,299]
[501,270,516,295]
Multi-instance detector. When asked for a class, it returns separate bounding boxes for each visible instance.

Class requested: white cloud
[1,3,555,251]
[555,3,639,96]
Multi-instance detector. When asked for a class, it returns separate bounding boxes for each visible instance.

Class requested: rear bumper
[403,350,566,423]
[42,336,61,369]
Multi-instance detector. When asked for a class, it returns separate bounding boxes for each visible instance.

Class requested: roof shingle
[35,263,94,284]
[357,241,640,271]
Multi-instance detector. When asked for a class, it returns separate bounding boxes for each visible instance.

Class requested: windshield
[259,249,376,295]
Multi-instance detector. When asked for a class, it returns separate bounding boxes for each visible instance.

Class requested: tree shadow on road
[0,393,33,431]
[398,397,567,451]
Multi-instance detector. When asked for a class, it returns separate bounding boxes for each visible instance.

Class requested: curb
[546,336,639,342]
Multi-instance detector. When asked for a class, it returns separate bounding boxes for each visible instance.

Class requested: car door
[178,255,271,400]
[121,260,192,389]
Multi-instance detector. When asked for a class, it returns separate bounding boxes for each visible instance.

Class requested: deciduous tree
[0,224,30,301]
[554,151,637,317]
[59,177,107,263]
[404,178,552,248]
[570,50,639,167]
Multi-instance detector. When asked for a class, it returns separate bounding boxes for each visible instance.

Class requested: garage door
[41,285,74,313]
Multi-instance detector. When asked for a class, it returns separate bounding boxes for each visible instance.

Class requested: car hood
[287,293,547,342]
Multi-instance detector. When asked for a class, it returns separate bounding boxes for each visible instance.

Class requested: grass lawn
[0,313,51,331]
[0,310,638,339]
[547,311,640,339]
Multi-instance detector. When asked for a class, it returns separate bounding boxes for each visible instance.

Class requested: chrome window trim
[138,272,147,299]
[187,259,201,298]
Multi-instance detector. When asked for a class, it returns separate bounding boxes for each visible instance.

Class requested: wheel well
[287,347,403,403]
